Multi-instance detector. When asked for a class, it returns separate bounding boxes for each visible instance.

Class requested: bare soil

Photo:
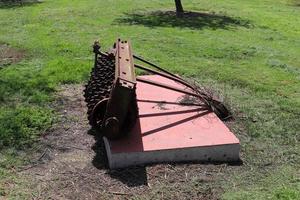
[20,84,233,200]
[0,43,25,67]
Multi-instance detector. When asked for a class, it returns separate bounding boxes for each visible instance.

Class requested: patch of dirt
[20,84,231,199]
[0,43,25,68]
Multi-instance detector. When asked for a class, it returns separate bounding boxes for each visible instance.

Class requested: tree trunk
[174,0,184,14]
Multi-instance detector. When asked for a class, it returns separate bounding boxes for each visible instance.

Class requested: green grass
[0,0,299,199]
[223,166,300,200]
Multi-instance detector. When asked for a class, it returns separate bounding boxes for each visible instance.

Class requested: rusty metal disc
[90,98,109,128]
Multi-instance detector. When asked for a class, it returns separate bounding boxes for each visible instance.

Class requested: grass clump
[0,106,53,149]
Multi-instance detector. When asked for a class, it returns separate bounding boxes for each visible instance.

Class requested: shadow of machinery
[115,10,251,30]
[88,127,242,188]
[0,0,42,9]
[88,129,148,187]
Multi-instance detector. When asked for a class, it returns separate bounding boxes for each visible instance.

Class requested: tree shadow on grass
[115,10,251,30]
[0,0,42,9]
[288,0,300,6]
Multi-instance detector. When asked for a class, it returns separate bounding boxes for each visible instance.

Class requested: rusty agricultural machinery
[84,39,231,139]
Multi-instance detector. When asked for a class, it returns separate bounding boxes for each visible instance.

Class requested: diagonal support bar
[136,76,210,103]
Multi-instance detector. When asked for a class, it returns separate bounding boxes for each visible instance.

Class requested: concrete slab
[104,75,240,169]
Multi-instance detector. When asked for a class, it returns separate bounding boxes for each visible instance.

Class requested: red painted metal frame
[102,39,137,139]
[92,38,230,139]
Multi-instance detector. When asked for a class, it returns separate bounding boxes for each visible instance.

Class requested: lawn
[0,0,299,199]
